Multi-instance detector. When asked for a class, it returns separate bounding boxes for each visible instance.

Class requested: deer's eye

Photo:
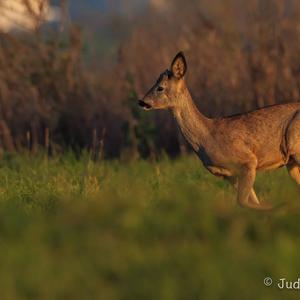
[157,86,164,92]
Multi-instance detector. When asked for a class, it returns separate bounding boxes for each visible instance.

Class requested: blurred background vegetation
[1,0,300,159]
[0,153,298,300]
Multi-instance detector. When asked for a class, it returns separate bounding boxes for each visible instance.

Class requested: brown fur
[139,52,300,210]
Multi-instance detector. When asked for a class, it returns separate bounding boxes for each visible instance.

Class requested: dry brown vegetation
[1,0,300,158]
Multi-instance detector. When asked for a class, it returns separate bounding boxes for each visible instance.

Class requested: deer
[138,52,300,210]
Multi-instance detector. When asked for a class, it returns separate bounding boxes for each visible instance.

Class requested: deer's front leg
[237,162,272,210]
[237,163,257,208]
[225,175,260,206]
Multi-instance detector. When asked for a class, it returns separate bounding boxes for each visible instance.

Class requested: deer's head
[139,52,188,110]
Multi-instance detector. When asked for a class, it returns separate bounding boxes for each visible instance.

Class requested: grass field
[0,153,299,300]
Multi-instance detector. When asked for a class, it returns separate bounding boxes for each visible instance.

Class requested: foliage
[2,1,300,157]
[0,154,299,299]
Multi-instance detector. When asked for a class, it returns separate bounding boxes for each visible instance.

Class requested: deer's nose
[138,100,152,109]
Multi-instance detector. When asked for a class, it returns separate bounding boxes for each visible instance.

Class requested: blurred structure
[0,0,59,31]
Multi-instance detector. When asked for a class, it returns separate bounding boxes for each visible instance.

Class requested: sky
[51,0,147,18]
[56,0,149,63]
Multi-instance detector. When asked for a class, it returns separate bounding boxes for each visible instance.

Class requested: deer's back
[209,102,300,170]
[216,102,300,136]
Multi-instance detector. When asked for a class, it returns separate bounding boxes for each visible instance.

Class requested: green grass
[0,153,299,300]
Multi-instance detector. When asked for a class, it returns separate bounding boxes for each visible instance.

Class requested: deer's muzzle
[138,100,152,110]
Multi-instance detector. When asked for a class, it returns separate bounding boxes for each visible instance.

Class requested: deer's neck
[172,92,212,151]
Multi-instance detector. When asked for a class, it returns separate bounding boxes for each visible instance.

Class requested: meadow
[0,153,298,300]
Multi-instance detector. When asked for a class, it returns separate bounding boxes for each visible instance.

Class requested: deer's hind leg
[286,110,300,183]
[287,162,300,186]
[284,110,300,187]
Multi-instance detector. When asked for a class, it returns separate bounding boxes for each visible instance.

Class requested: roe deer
[139,52,300,210]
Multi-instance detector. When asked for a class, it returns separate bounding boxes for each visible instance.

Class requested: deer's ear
[171,52,187,79]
